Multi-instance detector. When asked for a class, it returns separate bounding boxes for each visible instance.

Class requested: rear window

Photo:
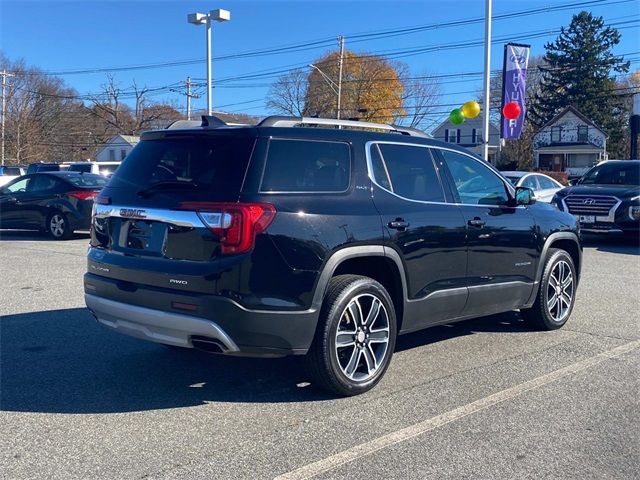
[261,139,350,192]
[65,174,108,188]
[68,164,92,173]
[1,167,21,176]
[108,135,256,194]
[580,162,640,186]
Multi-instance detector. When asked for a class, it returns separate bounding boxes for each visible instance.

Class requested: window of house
[577,126,588,142]
[120,149,127,160]
[440,150,509,206]
[551,126,562,143]
[108,149,116,161]
[375,144,445,202]
[446,129,459,144]
[472,129,483,144]
[261,139,351,192]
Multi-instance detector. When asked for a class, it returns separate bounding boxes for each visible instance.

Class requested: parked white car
[66,161,121,177]
[501,171,564,203]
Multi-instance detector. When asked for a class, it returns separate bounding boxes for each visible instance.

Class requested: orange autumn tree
[303,50,405,124]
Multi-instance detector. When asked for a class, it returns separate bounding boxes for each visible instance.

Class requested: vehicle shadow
[0,230,90,241]
[0,307,532,413]
[582,233,639,256]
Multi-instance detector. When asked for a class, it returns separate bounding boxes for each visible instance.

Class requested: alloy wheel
[545,259,574,323]
[334,293,390,382]
[50,214,66,238]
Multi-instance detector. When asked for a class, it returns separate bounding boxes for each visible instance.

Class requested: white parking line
[275,340,640,480]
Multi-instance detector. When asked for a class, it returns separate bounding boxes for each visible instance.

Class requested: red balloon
[502,101,521,120]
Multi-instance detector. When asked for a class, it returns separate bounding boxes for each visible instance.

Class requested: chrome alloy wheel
[334,293,390,382]
[546,259,574,323]
[49,214,66,238]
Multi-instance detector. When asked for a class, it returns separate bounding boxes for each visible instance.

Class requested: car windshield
[68,164,92,173]
[504,176,520,185]
[580,163,639,186]
[65,174,108,188]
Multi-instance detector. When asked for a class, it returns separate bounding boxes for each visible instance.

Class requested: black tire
[521,248,577,330]
[46,211,73,240]
[305,275,397,396]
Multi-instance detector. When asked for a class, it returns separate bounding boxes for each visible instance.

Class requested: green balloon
[449,108,465,125]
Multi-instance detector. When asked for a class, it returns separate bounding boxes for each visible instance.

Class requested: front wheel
[521,248,577,330]
[306,275,397,396]
[46,212,72,240]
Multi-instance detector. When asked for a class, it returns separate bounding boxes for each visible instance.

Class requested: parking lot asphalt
[1,231,638,480]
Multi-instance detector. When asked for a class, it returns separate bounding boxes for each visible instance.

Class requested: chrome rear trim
[93,204,205,228]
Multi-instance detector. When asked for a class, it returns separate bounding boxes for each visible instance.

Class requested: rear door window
[372,143,445,202]
[521,175,539,190]
[261,139,350,192]
[108,135,256,195]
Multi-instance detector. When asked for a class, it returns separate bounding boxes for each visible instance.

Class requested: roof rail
[166,119,202,129]
[166,115,229,129]
[257,116,430,138]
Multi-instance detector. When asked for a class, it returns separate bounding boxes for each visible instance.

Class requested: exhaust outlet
[190,336,228,354]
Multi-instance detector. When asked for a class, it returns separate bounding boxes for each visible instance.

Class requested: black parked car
[84,116,582,396]
[0,172,107,239]
[552,160,640,235]
[26,162,62,174]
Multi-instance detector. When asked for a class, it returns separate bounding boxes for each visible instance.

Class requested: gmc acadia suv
[84,116,582,396]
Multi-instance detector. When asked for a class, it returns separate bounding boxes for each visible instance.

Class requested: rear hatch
[89,130,272,291]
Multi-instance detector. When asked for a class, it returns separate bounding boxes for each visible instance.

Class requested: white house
[533,106,607,176]
[95,135,140,162]
[431,117,501,163]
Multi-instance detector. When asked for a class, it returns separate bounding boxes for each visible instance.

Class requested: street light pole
[481,0,493,162]
[309,64,341,119]
[188,9,230,116]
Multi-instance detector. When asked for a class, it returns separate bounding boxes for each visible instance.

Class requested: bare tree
[394,64,442,129]
[266,68,308,116]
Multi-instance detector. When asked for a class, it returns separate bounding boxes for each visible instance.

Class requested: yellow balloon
[461,101,481,119]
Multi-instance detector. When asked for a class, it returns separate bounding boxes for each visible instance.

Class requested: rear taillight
[68,190,98,201]
[180,202,276,254]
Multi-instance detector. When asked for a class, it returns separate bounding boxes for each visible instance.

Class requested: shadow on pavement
[582,233,639,256]
[0,307,533,414]
[0,230,90,242]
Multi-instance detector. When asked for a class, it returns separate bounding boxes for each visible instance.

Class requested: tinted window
[440,150,509,205]
[521,175,539,190]
[29,175,63,193]
[65,174,108,188]
[1,167,21,176]
[504,176,520,186]
[261,139,350,192]
[376,144,444,202]
[580,162,639,186]
[68,164,92,173]
[369,144,391,190]
[109,135,256,194]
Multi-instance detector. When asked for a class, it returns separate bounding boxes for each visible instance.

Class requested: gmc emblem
[120,208,147,218]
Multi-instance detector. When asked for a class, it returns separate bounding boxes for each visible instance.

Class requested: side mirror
[515,186,535,206]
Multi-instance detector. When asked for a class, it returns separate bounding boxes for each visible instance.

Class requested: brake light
[68,190,98,201]
[180,202,276,254]
[95,195,112,205]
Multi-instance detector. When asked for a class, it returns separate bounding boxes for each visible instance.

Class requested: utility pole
[171,77,200,120]
[1,69,15,166]
[481,0,493,162]
[337,35,345,120]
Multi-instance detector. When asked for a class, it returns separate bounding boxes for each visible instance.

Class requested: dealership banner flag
[501,43,531,140]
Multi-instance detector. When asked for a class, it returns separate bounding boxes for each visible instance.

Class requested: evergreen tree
[530,11,630,157]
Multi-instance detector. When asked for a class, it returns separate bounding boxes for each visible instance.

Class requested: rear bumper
[84,273,319,357]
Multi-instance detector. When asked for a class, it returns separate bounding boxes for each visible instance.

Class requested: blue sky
[1,0,638,132]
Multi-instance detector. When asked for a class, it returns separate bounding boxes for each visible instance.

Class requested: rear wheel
[521,248,576,330]
[47,212,72,240]
[306,275,397,396]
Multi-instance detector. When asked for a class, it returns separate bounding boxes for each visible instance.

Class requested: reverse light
[180,202,276,254]
[68,190,98,201]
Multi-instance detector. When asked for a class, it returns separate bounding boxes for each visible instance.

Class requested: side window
[537,176,558,189]
[368,144,391,190]
[261,139,350,192]
[376,144,445,202]
[440,150,509,206]
[28,175,62,193]
[521,175,539,190]
[5,177,30,193]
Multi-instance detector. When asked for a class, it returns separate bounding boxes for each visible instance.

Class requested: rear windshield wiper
[137,180,199,197]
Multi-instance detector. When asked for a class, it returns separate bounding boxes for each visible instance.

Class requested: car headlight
[551,195,563,211]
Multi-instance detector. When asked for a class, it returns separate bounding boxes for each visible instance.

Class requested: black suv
[84,116,582,396]
[552,160,640,235]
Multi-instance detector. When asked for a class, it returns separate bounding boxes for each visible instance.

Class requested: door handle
[467,217,486,228]
[388,218,409,231]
